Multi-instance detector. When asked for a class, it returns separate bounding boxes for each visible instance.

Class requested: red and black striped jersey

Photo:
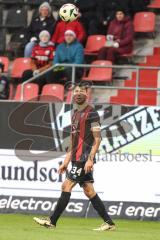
[71,105,100,162]
[31,44,55,68]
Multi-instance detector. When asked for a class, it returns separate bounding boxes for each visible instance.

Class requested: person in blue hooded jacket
[46,29,84,85]
[54,29,84,65]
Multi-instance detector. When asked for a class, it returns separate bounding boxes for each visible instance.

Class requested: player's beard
[74,96,88,112]
[74,94,87,105]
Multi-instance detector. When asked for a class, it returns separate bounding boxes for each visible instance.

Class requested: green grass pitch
[0,214,160,240]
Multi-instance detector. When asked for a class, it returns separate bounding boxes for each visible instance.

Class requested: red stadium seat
[84,35,106,55]
[83,60,112,82]
[148,0,160,8]
[40,84,64,102]
[11,58,31,78]
[134,12,156,33]
[0,56,9,72]
[14,83,39,101]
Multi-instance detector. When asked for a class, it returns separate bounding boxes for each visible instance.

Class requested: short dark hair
[64,80,92,91]
[115,8,127,15]
[75,80,92,91]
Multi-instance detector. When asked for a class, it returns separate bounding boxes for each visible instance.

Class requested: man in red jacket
[51,20,86,45]
[98,9,134,63]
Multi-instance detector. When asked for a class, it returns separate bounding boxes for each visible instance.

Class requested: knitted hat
[39,2,52,15]
[39,30,51,40]
[64,30,76,38]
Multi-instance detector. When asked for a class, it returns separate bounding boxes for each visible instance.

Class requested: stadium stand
[0,0,159,106]
[110,68,158,106]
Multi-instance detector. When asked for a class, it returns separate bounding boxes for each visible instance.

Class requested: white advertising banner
[0,149,160,204]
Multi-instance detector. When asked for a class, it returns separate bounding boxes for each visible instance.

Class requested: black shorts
[67,161,94,187]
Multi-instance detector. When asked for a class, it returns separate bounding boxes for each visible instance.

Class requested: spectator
[96,0,130,34]
[48,29,84,84]
[22,30,55,92]
[75,0,130,35]
[24,2,55,58]
[51,19,86,45]
[98,9,134,63]
[0,63,9,100]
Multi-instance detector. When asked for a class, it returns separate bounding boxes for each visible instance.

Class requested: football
[59,3,79,22]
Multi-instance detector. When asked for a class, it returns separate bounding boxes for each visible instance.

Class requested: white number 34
[71,167,82,176]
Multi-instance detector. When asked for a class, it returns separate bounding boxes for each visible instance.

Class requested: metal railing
[20,63,160,105]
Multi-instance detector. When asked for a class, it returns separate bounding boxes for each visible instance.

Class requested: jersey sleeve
[88,110,101,130]
[31,46,36,59]
[49,46,55,61]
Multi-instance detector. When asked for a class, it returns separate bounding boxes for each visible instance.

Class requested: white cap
[39,30,51,40]
[65,30,76,38]
[39,2,52,15]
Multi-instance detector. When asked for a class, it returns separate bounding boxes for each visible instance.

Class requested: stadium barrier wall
[0,102,160,221]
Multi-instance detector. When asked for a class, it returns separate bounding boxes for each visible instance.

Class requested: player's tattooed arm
[58,137,72,174]
[58,152,71,174]
[84,126,101,173]
[90,123,102,161]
